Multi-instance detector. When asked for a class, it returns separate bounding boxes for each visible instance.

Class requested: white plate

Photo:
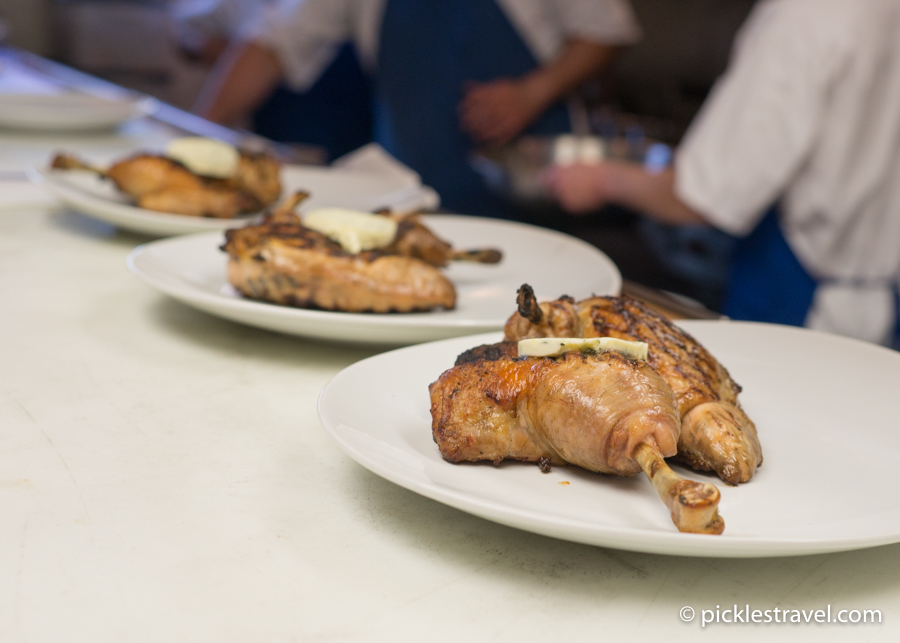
[318,323,900,557]
[0,93,157,131]
[31,164,439,237]
[126,216,621,344]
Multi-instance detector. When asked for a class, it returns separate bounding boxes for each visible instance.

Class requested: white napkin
[332,143,440,213]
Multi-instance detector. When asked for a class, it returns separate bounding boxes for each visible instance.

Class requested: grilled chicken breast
[503,286,762,485]
[222,201,456,313]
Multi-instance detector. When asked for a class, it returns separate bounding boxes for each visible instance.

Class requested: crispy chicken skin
[222,206,456,313]
[51,151,281,218]
[454,341,518,366]
[429,350,680,476]
[503,287,762,485]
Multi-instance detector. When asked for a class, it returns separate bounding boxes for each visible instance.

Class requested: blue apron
[723,207,817,327]
[375,0,572,217]
[253,43,372,161]
[723,207,900,347]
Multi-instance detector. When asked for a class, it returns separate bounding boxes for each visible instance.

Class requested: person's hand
[458,78,546,146]
[542,163,617,214]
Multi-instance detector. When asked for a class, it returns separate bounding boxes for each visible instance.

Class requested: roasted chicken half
[51,150,281,218]
[222,193,457,312]
[503,285,762,485]
[430,349,725,534]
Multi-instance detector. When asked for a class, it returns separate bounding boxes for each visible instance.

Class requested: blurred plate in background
[0,93,157,131]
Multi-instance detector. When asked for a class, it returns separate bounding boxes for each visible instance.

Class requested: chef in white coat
[195,0,641,216]
[172,0,265,63]
[174,0,372,159]
[545,0,900,347]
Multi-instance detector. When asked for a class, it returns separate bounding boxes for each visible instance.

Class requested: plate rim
[317,324,900,558]
[0,94,158,130]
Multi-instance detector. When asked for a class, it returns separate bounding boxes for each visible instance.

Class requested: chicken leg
[430,349,725,534]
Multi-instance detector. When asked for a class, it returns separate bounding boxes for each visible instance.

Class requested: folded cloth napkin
[332,143,440,214]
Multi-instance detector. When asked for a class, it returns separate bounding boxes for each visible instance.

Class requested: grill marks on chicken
[429,350,724,534]
[51,151,281,218]
[222,193,456,312]
[504,286,762,485]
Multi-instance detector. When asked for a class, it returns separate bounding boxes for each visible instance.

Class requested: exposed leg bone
[265,191,309,224]
[50,153,106,176]
[517,284,544,323]
[450,248,503,264]
[633,441,725,535]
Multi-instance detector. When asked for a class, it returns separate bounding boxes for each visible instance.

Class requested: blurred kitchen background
[0,0,759,309]
[0,0,755,133]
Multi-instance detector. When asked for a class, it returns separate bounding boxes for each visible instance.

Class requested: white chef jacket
[245,0,642,92]
[676,0,900,346]
[171,0,277,46]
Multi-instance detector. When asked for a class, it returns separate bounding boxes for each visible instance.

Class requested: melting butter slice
[304,208,398,254]
[164,137,240,178]
[518,337,649,361]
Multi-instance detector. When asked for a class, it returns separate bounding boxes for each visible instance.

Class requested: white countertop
[1,64,898,643]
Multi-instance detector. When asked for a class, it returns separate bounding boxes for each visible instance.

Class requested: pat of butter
[304,208,398,254]
[518,337,648,361]
[165,137,240,178]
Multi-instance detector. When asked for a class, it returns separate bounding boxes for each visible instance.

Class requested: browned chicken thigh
[430,349,725,534]
[504,286,762,485]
